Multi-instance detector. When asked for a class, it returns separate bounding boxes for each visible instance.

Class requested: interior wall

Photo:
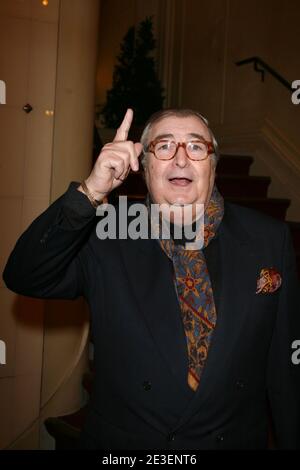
[50,0,101,199]
[262,0,300,147]
[96,0,300,219]
[95,0,161,110]
[0,0,100,449]
[96,0,300,135]
[41,0,100,448]
[96,0,135,108]
[97,0,299,133]
[0,0,60,450]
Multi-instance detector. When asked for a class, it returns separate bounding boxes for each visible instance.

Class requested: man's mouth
[168,177,193,186]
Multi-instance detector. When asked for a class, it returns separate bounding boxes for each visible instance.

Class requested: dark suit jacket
[3,183,300,450]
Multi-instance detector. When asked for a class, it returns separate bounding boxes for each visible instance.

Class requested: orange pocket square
[256,267,282,294]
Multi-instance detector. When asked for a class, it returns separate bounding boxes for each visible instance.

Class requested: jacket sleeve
[2,182,97,300]
[267,223,300,449]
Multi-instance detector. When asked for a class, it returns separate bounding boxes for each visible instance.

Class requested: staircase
[44,153,300,449]
[45,365,95,449]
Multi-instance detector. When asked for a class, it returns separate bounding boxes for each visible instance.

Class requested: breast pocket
[251,290,280,331]
[253,289,280,311]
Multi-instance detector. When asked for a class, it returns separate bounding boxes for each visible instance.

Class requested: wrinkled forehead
[148,115,211,142]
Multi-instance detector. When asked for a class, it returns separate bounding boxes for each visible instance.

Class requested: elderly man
[3,109,300,450]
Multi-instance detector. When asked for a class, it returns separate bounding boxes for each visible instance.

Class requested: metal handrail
[235,56,292,91]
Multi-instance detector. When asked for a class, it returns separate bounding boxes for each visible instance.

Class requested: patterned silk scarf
[148,185,224,391]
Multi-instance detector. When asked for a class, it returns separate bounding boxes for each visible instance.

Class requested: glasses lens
[152,140,210,160]
[154,140,176,160]
[186,141,208,160]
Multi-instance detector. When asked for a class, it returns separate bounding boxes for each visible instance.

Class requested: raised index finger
[113,108,133,142]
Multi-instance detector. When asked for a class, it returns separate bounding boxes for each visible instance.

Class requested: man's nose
[173,144,189,167]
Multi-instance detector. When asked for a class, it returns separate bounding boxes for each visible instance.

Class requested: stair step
[118,171,147,196]
[58,406,87,430]
[45,414,83,449]
[123,194,146,202]
[226,197,290,220]
[216,175,270,198]
[217,154,254,175]
[120,195,290,221]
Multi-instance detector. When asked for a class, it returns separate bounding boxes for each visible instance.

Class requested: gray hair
[140,109,220,169]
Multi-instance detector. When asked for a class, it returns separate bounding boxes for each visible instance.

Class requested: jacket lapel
[118,235,193,396]
[172,203,263,430]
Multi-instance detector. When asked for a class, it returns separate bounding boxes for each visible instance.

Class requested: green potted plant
[101,16,164,140]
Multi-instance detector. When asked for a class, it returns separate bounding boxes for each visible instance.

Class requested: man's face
[144,115,216,213]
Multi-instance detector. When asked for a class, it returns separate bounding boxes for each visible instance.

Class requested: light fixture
[42,0,49,6]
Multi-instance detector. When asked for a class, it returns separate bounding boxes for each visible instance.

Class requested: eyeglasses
[146,138,215,161]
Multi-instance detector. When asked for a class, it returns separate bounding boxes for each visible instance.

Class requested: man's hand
[78,109,143,202]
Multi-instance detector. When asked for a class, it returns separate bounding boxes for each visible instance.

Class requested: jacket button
[236,380,245,389]
[40,232,49,244]
[216,434,224,442]
[142,381,152,391]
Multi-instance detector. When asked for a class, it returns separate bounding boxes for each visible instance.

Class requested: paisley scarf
[147,185,224,391]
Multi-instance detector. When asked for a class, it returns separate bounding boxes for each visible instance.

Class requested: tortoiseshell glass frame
[146,138,215,161]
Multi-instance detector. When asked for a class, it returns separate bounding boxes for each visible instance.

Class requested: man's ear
[141,160,148,181]
[209,161,216,186]
[211,158,217,174]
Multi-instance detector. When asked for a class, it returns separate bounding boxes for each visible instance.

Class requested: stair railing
[235,56,292,91]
